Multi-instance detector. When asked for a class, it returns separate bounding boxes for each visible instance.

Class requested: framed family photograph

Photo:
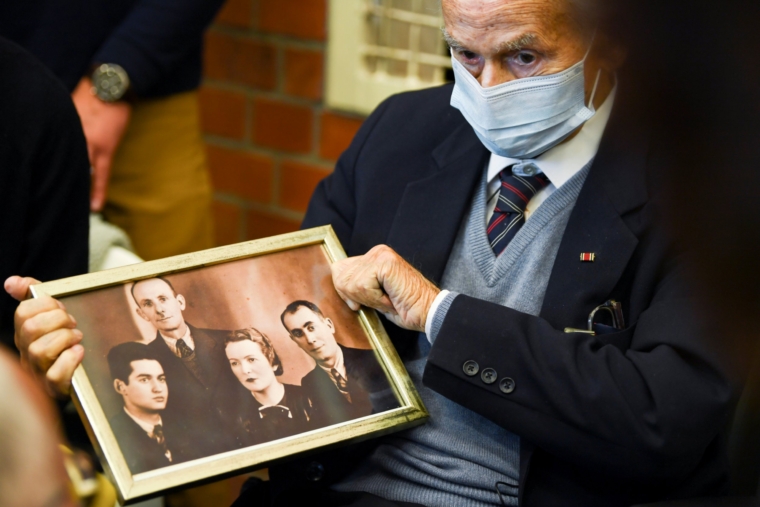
[31,226,428,505]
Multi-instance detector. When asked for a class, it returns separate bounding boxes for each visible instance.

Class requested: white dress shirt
[425,85,617,339]
[160,324,195,358]
[318,344,347,386]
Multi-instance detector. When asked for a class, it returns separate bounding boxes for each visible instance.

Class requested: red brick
[252,99,313,153]
[246,210,300,240]
[236,39,278,89]
[199,87,246,139]
[212,201,242,246]
[319,112,364,161]
[206,145,273,203]
[259,0,326,41]
[284,48,323,101]
[279,160,331,212]
[204,31,236,81]
[215,0,252,28]
[203,31,276,90]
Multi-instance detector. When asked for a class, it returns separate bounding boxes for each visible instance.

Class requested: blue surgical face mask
[450,45,601,159]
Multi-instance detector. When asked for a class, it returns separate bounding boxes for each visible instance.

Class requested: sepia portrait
[31,227,427,505]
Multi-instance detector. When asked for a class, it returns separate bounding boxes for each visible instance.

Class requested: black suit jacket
[146,323,236,456]
[0,38,89,348]
[300,344,396,427]
[264,83,746,507]
[109,409,177,474]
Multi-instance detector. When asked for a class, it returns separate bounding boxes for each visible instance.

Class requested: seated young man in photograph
[107,341,179,474]
[280,300,398,427]
[131,276,235,454]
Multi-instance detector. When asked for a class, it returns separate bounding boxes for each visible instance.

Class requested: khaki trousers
[103,91,214,261]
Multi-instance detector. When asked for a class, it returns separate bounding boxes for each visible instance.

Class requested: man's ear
[135,307,149,322]
[325,317,335,333]
[595,32,627,72]
[176,294,186,311]
[114,379,126,394]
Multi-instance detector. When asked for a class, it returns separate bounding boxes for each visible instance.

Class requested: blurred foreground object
[0,347,79,507]
[609,0,760,501]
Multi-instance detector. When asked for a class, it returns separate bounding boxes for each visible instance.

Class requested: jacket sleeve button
[463,360,480,376]
[481,368,497,384]
[499,377,516,394]
[305,461,325,481]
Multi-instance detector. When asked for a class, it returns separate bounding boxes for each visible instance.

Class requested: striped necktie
[487,166,550,256]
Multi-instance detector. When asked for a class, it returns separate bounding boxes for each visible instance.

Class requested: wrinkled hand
[5,276,83,397]
[72,77,131,212]
[331,245,440,332]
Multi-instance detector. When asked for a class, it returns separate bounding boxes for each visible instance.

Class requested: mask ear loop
[583,29,602,111]
[586,68,602,111]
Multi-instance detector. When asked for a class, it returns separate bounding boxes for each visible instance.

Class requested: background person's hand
[5,276,84,397]
[71,77,132,212]
[331,245,440,332]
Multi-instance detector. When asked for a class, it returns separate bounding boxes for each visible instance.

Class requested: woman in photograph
[222,328,315,446]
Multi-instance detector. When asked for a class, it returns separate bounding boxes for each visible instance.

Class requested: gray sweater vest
[333,164,590,506]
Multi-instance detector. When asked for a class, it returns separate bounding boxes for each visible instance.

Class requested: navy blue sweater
[0,0,225,98]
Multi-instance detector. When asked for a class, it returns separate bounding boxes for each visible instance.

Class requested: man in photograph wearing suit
[107,341,179,474]
[131,276,234,454]
[280,300,397,427]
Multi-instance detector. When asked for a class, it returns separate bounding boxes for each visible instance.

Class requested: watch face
[92,64,129,102]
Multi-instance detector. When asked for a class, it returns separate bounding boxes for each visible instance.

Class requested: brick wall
[200,0,365,246]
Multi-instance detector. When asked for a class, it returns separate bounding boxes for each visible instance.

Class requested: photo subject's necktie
[151,424,172,462]
[175,338,194,359]
[330,368,352,402]
[487,166,550,256]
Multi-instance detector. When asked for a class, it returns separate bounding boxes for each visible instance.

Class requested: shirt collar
[159,323,194,351]
[124,407,163,436]
[486,84,617,189]
[318,344,346,379]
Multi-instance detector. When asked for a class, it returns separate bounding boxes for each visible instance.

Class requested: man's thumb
[4,276,41,301]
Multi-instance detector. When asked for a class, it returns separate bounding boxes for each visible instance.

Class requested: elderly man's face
[444,0,616,96]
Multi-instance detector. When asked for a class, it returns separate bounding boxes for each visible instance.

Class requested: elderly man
[262,0,739,505]
[7,0,741,505]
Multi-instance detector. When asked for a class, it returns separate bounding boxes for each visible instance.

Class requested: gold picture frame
[31,226,428,505]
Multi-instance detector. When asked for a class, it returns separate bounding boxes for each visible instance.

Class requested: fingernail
[73,329,83,339]
[68,314,77,326]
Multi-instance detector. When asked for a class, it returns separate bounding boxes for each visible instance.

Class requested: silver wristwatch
[91,63,130,102]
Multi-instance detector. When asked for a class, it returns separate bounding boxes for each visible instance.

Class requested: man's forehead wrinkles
[443,25,541,54]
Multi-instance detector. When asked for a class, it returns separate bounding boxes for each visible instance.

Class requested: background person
[107,341,180,474]
[0,36,89,350]
[222,328,314,445]
[281,300,397,427]
[0,0,226,261]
